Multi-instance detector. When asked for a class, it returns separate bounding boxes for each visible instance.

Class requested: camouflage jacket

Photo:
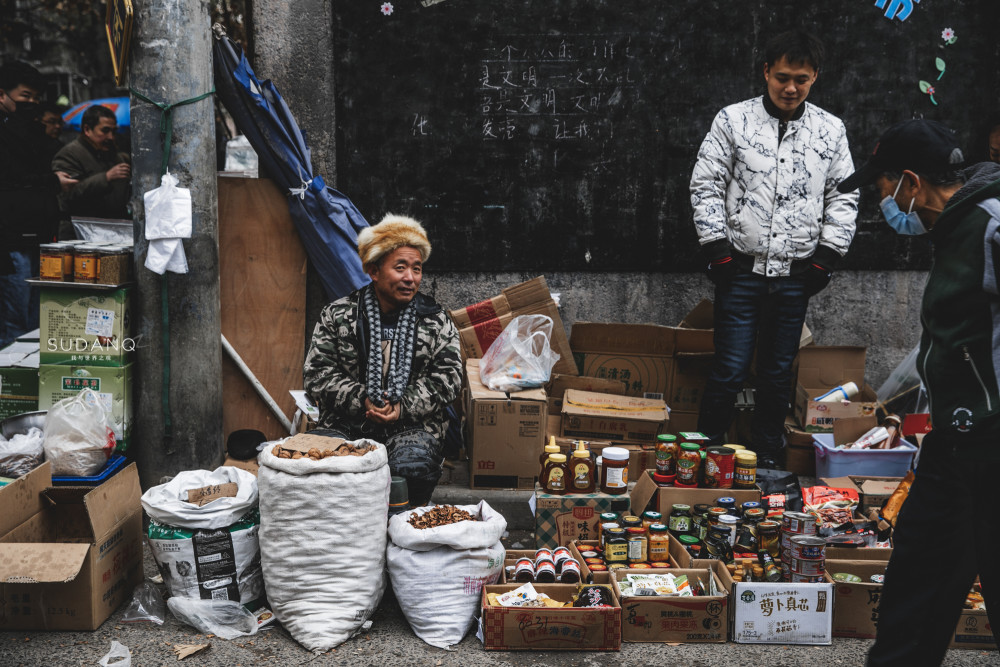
[303,286,461,442]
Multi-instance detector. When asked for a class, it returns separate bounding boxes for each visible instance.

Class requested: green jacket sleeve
[303,305,367,419]
[400,313,462,421]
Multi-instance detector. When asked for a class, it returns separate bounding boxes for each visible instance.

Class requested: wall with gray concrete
[418,270,927,390]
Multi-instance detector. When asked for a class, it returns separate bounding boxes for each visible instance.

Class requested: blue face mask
[880,176,927,235]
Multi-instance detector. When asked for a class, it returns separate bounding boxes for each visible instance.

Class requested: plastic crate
[812,435,916,478]
[52,453,128,485]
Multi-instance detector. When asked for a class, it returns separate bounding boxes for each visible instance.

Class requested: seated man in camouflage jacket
[303,214,461,505]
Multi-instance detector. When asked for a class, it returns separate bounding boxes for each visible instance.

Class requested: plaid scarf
[363,284,418,408]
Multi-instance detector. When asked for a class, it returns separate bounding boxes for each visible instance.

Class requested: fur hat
[357,214,431,267]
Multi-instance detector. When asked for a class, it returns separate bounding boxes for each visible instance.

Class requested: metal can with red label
[704,446,736,488]
[790,572,826,583]
[790,556,826,576]
[789,535,827,561]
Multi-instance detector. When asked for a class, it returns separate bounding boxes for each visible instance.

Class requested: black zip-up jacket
[917,161,1000,458]
[0,111,60,252]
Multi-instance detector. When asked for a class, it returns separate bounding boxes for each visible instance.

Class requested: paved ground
[2,461,998,666]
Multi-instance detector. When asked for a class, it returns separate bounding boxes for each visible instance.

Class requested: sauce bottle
[570,445,596,493]
[540,436,560,467]
[541,453,568,495]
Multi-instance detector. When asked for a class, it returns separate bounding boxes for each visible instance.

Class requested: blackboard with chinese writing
[333,0,999,272]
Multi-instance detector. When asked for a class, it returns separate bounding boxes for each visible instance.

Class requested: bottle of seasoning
[55,241,76,281]
[73,244,100,283]
[675,442,701,487]
[707,507,728,526]
[654,433,678,476]
[599,446,629,495]
[569,445,596,493]
[620,515,643,531]
[641,511,662,531]
[679,533,702,559]
[757,550,782,582]
[716,496,738,516]
[734,451,758,489]
[514,558,535,582]
[601,523,620,550]
[541,453,568,495]
[740,501,761,517]
[757,520,781,558]
[558,559,581,583]
[705,525,734,563]
[668,503,692,538]
[534,558,557,583]
[540,437,561,468]
[626,527,648,564]
[647,523,670,562]
[39,243,65,281]
[718,514,739,546]
[604,527,629,563]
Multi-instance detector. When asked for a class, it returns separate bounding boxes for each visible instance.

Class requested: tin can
[649,561,671,568]
[789,535,827,560]
[790,572,826,583]
[790,556,826,576]
[782,511,816,534]
[580,550,599,559]
[514,558,534,582]
[704,446,735,488]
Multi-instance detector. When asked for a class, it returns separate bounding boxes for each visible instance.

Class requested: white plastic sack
[143,172,191,274]
[386,501,506,649]
[141,466,259,529]
[480,314,560,392]
[42,388,114,476]
[98,640,131,667]
[0,426,45,477]
[258,438,390,653]
[167,597,258,640]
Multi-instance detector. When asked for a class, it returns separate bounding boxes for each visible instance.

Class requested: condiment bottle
[648,523,670,562]
[641,511,662,531]
[604,527,629,563]
[734,451,758,489]
[626,527,648,564]
[540,437,560,467]
[654,433,677,476]
[569,445,596,493]
[541,453,568,495]
[599,446,629,495]
[675,442,701,487]
[668,503,692,538]
[39,243,64,281]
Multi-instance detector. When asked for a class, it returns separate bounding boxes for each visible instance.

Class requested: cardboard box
[824,547,892,561]
[38,363,133,449]
[0,462,143,630]
[570,323,676,400]
[826,558,887,639]
[669,352,714,413]
[223,456,260,476]
[850,476,904,515]
[952,608,997,650]
[784,419,817,476]
[39,285,134,367]
[0,341,39,421]
[731,582,835,644]
[794,346,878,432]
[560,389,668,445]
[533,486,630,549]
[546,373,624,414]
[464,359,546,489]
[612,567,729,642]
[630,469,761,516]
[479,583,621,650]
[448,276,576,376]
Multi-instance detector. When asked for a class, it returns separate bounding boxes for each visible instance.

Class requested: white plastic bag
[387,501,506,649]
[121,581,166,625]
[98,640,131,667]
[167,597,258,640]
[479,314,560,392]
[143,172,192,274]
[42,389,114,476]
[257,438,390,653]
[141,467,264,607]
[876,344,929,416]
[0,426,45,477]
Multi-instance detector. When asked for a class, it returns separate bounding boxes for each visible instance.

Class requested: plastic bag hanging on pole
[143,172,192,274]
[479,314,560,392]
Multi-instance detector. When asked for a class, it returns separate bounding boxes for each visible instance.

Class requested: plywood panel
[218,176,306,442]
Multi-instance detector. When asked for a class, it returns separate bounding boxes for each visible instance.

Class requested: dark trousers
[697,273,809,454]
[312,424,443,506]
[867,433,1000,666]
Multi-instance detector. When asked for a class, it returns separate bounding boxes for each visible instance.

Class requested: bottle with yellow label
[541,453,568,495]
[569,444,595,493]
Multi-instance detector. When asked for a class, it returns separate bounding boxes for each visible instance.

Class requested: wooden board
[218,176,306,441]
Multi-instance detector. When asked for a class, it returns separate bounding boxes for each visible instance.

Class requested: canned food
[790,572,826,583]
[790,556,826,576]
[559,559,581,583]
[580,550,599,559]
[704,446,735,488]
[789,535,827,560]
[782,511,816,534]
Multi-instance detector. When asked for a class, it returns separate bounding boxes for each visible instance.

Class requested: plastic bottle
[569,445,596,493]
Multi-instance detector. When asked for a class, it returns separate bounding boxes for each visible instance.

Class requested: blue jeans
[0,250,39,348]
[697,273,809,454]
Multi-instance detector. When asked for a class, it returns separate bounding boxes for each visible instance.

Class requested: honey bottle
[569,445,596,494]
[541,453,569,495]
[540,436,561,468]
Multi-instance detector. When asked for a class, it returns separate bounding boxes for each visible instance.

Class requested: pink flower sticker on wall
[381,2,394,15]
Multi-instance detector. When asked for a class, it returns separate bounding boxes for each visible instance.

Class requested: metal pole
[129,0,223,487]
[221,334,293,434]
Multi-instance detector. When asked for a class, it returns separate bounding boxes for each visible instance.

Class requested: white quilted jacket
[690,97,859,276]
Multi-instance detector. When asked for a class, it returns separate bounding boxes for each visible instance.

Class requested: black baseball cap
[837,119,965,193]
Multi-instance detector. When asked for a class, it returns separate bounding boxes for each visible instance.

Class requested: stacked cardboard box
[794,346,878,433]
[0,340,40,420]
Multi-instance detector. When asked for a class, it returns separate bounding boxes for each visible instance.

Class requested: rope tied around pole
[130,86,214,447]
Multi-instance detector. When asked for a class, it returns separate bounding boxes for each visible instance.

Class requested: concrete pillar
[130,0,223,487]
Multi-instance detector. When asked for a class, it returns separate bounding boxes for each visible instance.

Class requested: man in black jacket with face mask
[0,61,76,347]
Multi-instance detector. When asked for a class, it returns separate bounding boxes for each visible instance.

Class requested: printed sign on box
[732,582,834,645]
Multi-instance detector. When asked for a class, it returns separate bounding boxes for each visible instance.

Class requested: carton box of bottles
[533,486,630,550]
[39,286,134,367]
[611,567,730,643]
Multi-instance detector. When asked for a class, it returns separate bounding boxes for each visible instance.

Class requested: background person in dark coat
[0,61,76,347]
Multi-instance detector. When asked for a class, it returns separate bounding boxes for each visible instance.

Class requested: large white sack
[140,466,259,529]
[258,439,390,653]
[387,500,506,649]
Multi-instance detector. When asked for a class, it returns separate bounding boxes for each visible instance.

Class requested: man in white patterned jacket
[689,29,858,467]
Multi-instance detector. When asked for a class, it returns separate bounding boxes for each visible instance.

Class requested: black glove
[703,239,738,286]
[803,246,839,297]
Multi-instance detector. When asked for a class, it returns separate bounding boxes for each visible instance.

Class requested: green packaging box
[0,341,40,421]
[38,363,133,451]
[40,286,134,367]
